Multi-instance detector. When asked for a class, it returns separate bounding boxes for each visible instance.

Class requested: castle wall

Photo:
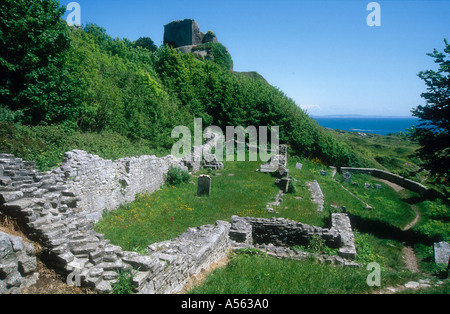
[164,19,204,48]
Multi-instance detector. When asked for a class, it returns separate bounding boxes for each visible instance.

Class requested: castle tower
[164,19,204,48]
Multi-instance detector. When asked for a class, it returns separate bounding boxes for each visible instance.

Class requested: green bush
[111,269,137,294]
[192,42,233,70]
[165,166,191,186]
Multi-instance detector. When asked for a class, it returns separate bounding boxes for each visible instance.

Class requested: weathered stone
[306,180,324,212]
[197,175,211,197]
[434,241,450,264]
[0,191,23,204]
[0,231,37,293]
[164,19,205,48]
[331,213,357,260]
[122,252,157,271]
[343,171,352,183]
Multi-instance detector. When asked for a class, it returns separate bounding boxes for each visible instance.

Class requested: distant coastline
[312,115,420,136]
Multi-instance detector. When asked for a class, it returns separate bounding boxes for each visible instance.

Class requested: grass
[95,158,281,251]
[336,173,417,230]
[328,130,422,177]
[188,248,419,294]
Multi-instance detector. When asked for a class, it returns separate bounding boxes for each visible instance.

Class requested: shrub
[111,269,137,294]
[165,166,191,186]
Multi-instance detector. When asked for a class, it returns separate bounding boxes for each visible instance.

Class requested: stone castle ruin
[164,19,218,49]
[163,19,231,67]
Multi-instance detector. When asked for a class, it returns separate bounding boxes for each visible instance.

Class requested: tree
[0,0,80,125]
[134,37,157,52]
[411,39,450,178]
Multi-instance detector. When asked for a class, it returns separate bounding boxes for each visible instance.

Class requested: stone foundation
[229,214,357,262]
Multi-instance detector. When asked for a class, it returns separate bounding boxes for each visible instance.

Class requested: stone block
[197,175,211,197]
[434,241,450,264]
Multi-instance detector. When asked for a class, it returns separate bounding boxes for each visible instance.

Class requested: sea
[312,116,420,136]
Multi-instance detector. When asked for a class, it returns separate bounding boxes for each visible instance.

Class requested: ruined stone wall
[0,131,232,294]
[62,150,183,222]
[0,149,231,294]
[229,214,357,261]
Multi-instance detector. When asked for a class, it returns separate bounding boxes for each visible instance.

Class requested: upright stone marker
[434,241,450,264]
[343,171,352,183]
[197,175,211,197]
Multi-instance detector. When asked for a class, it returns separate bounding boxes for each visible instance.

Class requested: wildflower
[171,216,175,222]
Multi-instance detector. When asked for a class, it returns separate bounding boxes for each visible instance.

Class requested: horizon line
[311,114,419,119]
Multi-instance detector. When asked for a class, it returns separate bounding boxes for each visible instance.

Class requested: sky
[61,0,450,117]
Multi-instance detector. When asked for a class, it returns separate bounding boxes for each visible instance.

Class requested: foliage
[192,42,234,70]
[354,232,386,267]
[293,235,338,255]
[67,25,191,149]
[0,4,359,167]
[0,3,361,168]
[0,122,164,172]
[411,39,450,179]
[0,0,82,126]
[165,166,191,187]
[155,45,359,167]
[134,37,157,52]
[111,268,137,294]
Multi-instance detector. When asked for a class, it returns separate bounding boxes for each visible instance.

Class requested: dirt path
[372,178,420,231]
[372,178,423,275]
[373,178,404,193]
[402,246,420,273]
[402,205,421,231]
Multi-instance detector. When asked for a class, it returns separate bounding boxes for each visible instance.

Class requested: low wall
[229,214,357,260]
[340,167,429,195]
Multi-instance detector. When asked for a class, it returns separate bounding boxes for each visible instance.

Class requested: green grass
[95,156,445,251]
[328,130,422,176]
[95,159,281,251]
[188,248,419,294]
[412,199,450,241]
[336,173,417,230]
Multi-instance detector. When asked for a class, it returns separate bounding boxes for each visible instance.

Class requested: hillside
[1,19,359,170]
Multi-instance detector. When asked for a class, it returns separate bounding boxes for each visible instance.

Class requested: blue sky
[61,0,450,117]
